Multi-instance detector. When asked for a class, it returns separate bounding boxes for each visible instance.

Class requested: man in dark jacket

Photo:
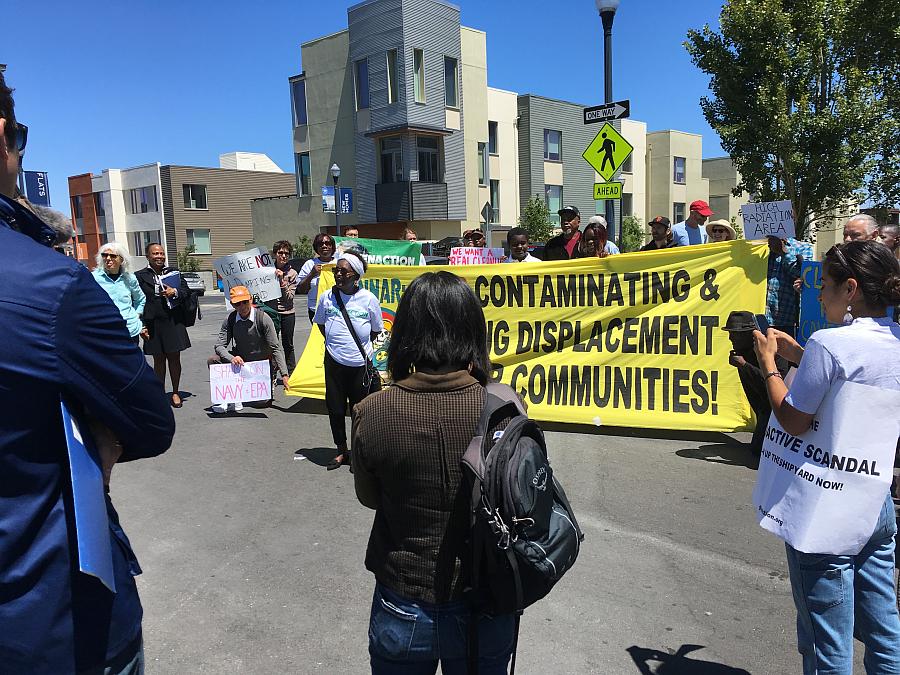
[543,205,582,260]
[0,73,175,674]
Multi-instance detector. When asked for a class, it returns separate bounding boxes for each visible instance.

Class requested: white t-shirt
[314,288,384,367]
[786,316,900,414]
[505,253,541,263]
[299,257,331,311]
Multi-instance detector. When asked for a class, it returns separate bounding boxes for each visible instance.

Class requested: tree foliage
[293,235,314,260]
[685,0,899,239]
[176,245,200,272]
[519,194,553,243]
[619,215,644,253]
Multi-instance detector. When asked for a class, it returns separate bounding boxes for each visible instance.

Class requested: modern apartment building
[702,157,749,224]
[68,157,294,281]
[646,130,710,225]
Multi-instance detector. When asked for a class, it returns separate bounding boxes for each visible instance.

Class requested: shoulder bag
[332,289,381,396]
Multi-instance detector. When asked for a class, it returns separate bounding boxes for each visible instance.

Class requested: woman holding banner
[351,271,515,674]
[576,217,619,258]
[298,233,336,323]
[314,251,383,470]
[753,240,900,674]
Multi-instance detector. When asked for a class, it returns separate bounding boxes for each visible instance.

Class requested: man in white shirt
[671,200,713,247]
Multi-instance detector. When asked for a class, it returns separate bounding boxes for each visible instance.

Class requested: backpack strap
[332,290,370,365]
[226,310,238,347]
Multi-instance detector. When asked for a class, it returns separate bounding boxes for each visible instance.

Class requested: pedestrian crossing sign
[582,123,633,182]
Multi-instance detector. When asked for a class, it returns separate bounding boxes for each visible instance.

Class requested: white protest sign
[213,247,280,302]
[752,379,900,555]
[449,247,505,265]
[209,360,272,404]
[740,200,795,240]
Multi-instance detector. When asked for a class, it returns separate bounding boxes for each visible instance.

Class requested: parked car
[182,272,206,296]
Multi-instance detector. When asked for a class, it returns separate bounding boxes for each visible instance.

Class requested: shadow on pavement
[272,398,329,415]
[676,443,759,469]
[295,447,339,467]
[627,644,751,674]
[205,409,269,419]
[540,421,734,445]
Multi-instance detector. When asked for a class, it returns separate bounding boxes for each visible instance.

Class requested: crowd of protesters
[2,65,900,675]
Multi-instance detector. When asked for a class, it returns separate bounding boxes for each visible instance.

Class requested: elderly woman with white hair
[91,242,146,344]
[313,251,384,470]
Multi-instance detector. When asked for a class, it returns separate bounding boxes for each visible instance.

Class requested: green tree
[293,235,314,260]
[730,215,744,239]
[176,245,200,272]
[619,215,644,253]
[519,194,553,243]
[685,0,898,239]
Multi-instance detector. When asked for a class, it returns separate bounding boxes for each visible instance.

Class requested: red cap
[690,200,714,217]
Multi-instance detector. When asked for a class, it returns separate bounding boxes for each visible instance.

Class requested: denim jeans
[785,494,900,674]
[368,584,515,675]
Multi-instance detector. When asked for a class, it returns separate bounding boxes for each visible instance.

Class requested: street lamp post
[330,163,341,236]
[596,0,620,245]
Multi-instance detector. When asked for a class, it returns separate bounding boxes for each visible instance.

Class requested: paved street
[112,296,863,674]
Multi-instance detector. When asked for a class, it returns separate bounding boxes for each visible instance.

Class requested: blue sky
[8,0,727,211]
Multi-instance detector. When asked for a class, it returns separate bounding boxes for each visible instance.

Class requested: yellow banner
[288,241,769,432]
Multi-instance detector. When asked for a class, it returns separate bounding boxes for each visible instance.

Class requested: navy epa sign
[583,99,630,124]
[24,171,51,207]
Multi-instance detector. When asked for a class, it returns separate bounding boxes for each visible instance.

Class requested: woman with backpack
[313,251,383,471]
[351,271,516,674]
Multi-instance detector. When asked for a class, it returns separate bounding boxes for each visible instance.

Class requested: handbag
[332,289,382,396]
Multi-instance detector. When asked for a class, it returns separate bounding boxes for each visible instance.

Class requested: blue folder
[60,399,116,592]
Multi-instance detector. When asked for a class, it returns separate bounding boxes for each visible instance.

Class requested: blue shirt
[603,241,620,255]
[671,221,708,247]
[91,269,146,337]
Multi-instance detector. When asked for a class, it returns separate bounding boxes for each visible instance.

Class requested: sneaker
[212,403,227,414]
[233,401,243,411]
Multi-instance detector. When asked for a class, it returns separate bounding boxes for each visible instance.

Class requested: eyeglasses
[100,253,120,259]
[233,300,250,306]
[333,267,356,277]
[711,228,727,234]
[15,123,27,153]
[275,250,290,256]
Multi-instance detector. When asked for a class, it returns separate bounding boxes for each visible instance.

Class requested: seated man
[723,311,791,455]
[209,285,289,412]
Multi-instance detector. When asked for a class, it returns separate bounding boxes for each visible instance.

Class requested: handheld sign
[740,200,795,240]
[210,360,272,404]
[449,247,504,265]
[213,247,280,302]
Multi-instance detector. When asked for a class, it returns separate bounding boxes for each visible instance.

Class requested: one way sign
[583,99,630,124]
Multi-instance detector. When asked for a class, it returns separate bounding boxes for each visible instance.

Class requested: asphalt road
[111,295,866,674]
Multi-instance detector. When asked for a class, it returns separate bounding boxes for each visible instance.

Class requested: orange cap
[229,285,252,303]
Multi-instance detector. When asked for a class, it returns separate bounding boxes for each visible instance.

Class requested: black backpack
[182,289,201,327]
[462,383,584,672]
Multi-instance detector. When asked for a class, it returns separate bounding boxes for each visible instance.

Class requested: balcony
[376,181,448,222]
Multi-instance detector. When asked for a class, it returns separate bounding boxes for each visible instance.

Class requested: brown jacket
[352,370,485,604]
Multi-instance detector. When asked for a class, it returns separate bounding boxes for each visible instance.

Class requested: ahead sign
[583,100,630,124]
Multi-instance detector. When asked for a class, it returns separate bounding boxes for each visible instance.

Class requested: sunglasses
[100,253,120,259]
[711,228,727,234]
[232,300,250,306]
[333,267,357,277]
[15,123,27,153]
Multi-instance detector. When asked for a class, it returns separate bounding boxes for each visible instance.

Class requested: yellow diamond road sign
[582,122,634,182]
[594,182,622,200]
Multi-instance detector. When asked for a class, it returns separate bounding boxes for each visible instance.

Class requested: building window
[546,185,563,225]
[622,193,633,216]
[386,49,399,104]
[673,202,686,223]
[489,179,500,223]
[94,192,105,217]
[673,156,686,184]
[544,129,561,162]
[291,79,307,126]
[444,56,458,108]
[182,184,207,210]
[186,228,211,254]
[380,136,403,183]
[622,154,633,173]
[355,59,370,110]
[131,230,161,257]
[413,48,425,103]
[478,142,488,186]
[417,136,441,183]
[127,186,159,214]
[488,121,498,155]
[296,153,311,196]
[72,195,84,236]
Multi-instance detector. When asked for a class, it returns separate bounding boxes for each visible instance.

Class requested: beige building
[646,130,709,225]
[702,157,749,225]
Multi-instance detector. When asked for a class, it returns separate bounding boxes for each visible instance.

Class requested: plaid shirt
[766,239,804,327]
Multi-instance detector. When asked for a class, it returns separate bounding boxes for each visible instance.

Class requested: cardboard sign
[210,360,272,404]
[449,247,505,265]
[740,200,795,240]
[213,247,280,302]
[753,380,900,554]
